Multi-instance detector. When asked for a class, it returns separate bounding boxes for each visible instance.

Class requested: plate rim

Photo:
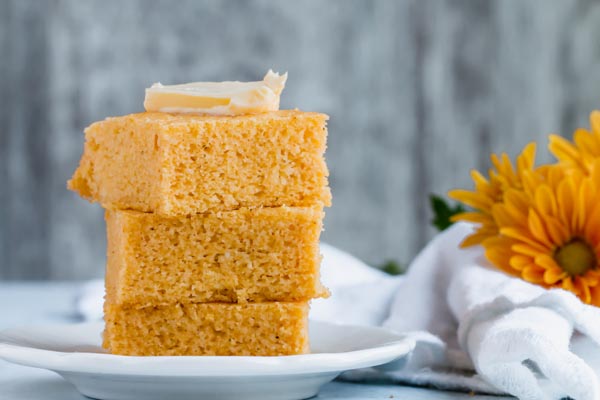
[0,320,415,377]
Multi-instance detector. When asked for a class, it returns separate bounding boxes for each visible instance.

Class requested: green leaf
[379,260,406,275]
[430,194,465,231]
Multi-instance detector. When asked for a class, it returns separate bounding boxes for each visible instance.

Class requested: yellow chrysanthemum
[482,162,600,305]
[450,112,600,305]
[549,110,600,173]
[448,143,537,247]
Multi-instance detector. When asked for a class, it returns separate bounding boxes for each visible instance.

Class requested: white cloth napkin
[341,223,600,400]
[76,225,600,399]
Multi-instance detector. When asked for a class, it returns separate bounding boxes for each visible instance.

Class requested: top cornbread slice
[68,110,331,215]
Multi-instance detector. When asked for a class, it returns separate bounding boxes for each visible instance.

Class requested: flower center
[554,239,597,276]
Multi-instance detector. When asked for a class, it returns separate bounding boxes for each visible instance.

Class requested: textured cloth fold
[325,224,600,399]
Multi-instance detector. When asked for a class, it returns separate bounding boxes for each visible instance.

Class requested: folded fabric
[381,223,600,399]
[75,226,600,399]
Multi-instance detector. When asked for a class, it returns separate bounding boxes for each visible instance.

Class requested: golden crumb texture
[68,110,331,215]
[105,206,329,306]
[103,301,310,356]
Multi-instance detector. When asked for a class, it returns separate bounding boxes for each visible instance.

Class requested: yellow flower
[483,162,600,305]
[450,112,600,305]
[448,143,537,247]
[549,111,600,173]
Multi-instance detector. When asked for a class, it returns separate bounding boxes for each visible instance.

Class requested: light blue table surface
[0,282,508,400]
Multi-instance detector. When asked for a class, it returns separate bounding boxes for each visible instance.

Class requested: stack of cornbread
[68,72,331,356]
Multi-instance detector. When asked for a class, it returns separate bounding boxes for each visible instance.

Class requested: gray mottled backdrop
[2,0,600,280]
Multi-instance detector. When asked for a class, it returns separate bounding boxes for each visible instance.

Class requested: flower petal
[543,266,568,285]
[575,276,592,304]
[556,178,576,231]
[549,134,584,169]
[509,255,532,271]
[544,216,570,246]
[590,284,600,307]
[522,265,545,284]
[448,190,493,210]
[562,276,577,294]
[512,243,549,257]
[528,209,552,248]
[501,227,548,250]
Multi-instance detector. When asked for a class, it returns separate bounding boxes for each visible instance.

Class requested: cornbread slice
[103,301,309,356]
[68,110,331,215]
[105,206,328,306]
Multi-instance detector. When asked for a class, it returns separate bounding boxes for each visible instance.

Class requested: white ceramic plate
[0,321,414,400]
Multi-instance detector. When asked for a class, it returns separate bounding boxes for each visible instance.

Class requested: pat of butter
[144,70,287,116]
